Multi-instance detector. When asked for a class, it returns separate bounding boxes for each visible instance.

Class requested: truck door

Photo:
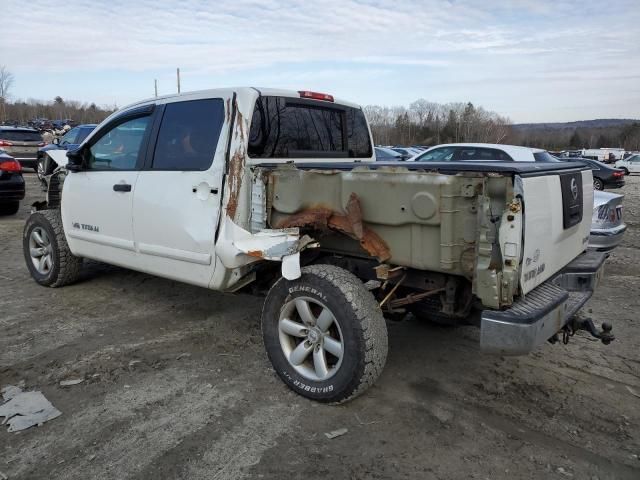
[61,107,154,266]
[132,97,228,287]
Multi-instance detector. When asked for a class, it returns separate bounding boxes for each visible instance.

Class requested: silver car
[589,190,626,251]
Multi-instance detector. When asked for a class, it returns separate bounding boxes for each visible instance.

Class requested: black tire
[623,168,629,176]
[262,264,388,404]
[0,201,20,216]
[23,209,82,287]
[593,177,604,190]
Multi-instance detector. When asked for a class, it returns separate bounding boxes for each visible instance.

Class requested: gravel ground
[1,173,639,480]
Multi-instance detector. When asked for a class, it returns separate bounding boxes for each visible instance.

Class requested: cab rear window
[248,96,372,159]
[0,130,42,142]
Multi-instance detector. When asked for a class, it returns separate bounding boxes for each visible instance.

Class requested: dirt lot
[1,173,639,480]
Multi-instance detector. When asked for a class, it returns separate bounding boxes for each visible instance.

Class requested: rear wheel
[593,177,604,190]
[0,201,20,216]
[23,209,82,287]
[262,264,388,403]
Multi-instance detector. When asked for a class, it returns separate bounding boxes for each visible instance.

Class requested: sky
[1,0,639,123]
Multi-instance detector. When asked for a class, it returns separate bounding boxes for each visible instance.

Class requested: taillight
[298,90,334,102]
[0,159,22,172]
[0,140,13,147]
[612,170,624,178]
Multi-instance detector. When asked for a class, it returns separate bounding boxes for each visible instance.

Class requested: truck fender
[215,216,317,280]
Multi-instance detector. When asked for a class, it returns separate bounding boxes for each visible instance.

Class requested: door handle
[113,183,132,192]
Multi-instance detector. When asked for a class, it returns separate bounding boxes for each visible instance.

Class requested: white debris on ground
[0,385,62,433]
[324,428,348,439]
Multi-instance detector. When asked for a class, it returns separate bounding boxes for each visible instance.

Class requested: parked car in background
[615,154,640,175]
[409,143,557,162]
[0,149,25,216]
[391,147,423,159]
[0,126,44,170]
[590,190,626,252]
[37,124,97,179]
[374,146,404,161]
[567,158,625,190]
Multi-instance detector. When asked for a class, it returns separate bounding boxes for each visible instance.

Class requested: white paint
[518,171,593,293]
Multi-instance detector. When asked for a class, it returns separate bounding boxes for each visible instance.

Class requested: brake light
[612,170,624,178]
[298,91,334,102]
[0,140,13,147]
[0,159,22,172]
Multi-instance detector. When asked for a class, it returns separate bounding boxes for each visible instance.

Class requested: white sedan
[408,143,557,162]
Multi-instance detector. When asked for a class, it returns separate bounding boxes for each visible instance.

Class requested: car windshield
[60,127,80,145]
[533,151,561,162]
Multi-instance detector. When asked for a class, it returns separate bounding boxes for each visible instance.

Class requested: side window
[455,148,514,161]
[152,99,225,170]
[87,116,151,170]
[415,147,456,161]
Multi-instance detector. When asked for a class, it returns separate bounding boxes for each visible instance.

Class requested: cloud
[1,0,638,122]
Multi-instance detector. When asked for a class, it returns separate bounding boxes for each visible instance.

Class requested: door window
[87,116,151,170]
[151,99,225,170]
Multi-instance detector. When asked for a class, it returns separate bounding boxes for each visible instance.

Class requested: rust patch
[276,207,333,230]
[275,194,391,261]
[225,98,231,124]
[226,149,244,219]
[235,106,245,141]
[247,250,264,258]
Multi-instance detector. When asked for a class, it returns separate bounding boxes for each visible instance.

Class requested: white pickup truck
[25,88,612,403]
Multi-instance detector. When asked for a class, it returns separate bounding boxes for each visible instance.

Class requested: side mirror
[66,148,84,172]
[52,137,60,145]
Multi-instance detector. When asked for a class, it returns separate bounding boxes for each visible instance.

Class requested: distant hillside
[513,119,639,131]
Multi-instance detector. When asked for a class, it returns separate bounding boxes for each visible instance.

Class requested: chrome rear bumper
[480,251,606,355]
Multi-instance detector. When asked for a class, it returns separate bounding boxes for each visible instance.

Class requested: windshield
[60,127,80,145]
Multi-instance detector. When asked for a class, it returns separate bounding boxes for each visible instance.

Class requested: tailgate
[519,168,593,294]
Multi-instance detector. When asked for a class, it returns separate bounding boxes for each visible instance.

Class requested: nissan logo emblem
[570,178,578,200]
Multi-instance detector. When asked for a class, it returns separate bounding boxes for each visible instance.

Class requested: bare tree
[0,65,15,122]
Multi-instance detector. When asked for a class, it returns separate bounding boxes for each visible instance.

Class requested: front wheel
[262,264,388,403]
[593,177,604,190]
[23,209,83,287]
[623,168,629,176]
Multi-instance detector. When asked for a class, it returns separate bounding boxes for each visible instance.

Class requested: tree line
[364,100,511,147]
[364,99,640,151]
[3,96,116,126]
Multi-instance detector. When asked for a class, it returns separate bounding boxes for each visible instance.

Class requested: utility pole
[154,79,158,98]
[177,68,181,93]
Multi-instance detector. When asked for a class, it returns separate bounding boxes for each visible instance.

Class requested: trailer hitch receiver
[559,317,614,345]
